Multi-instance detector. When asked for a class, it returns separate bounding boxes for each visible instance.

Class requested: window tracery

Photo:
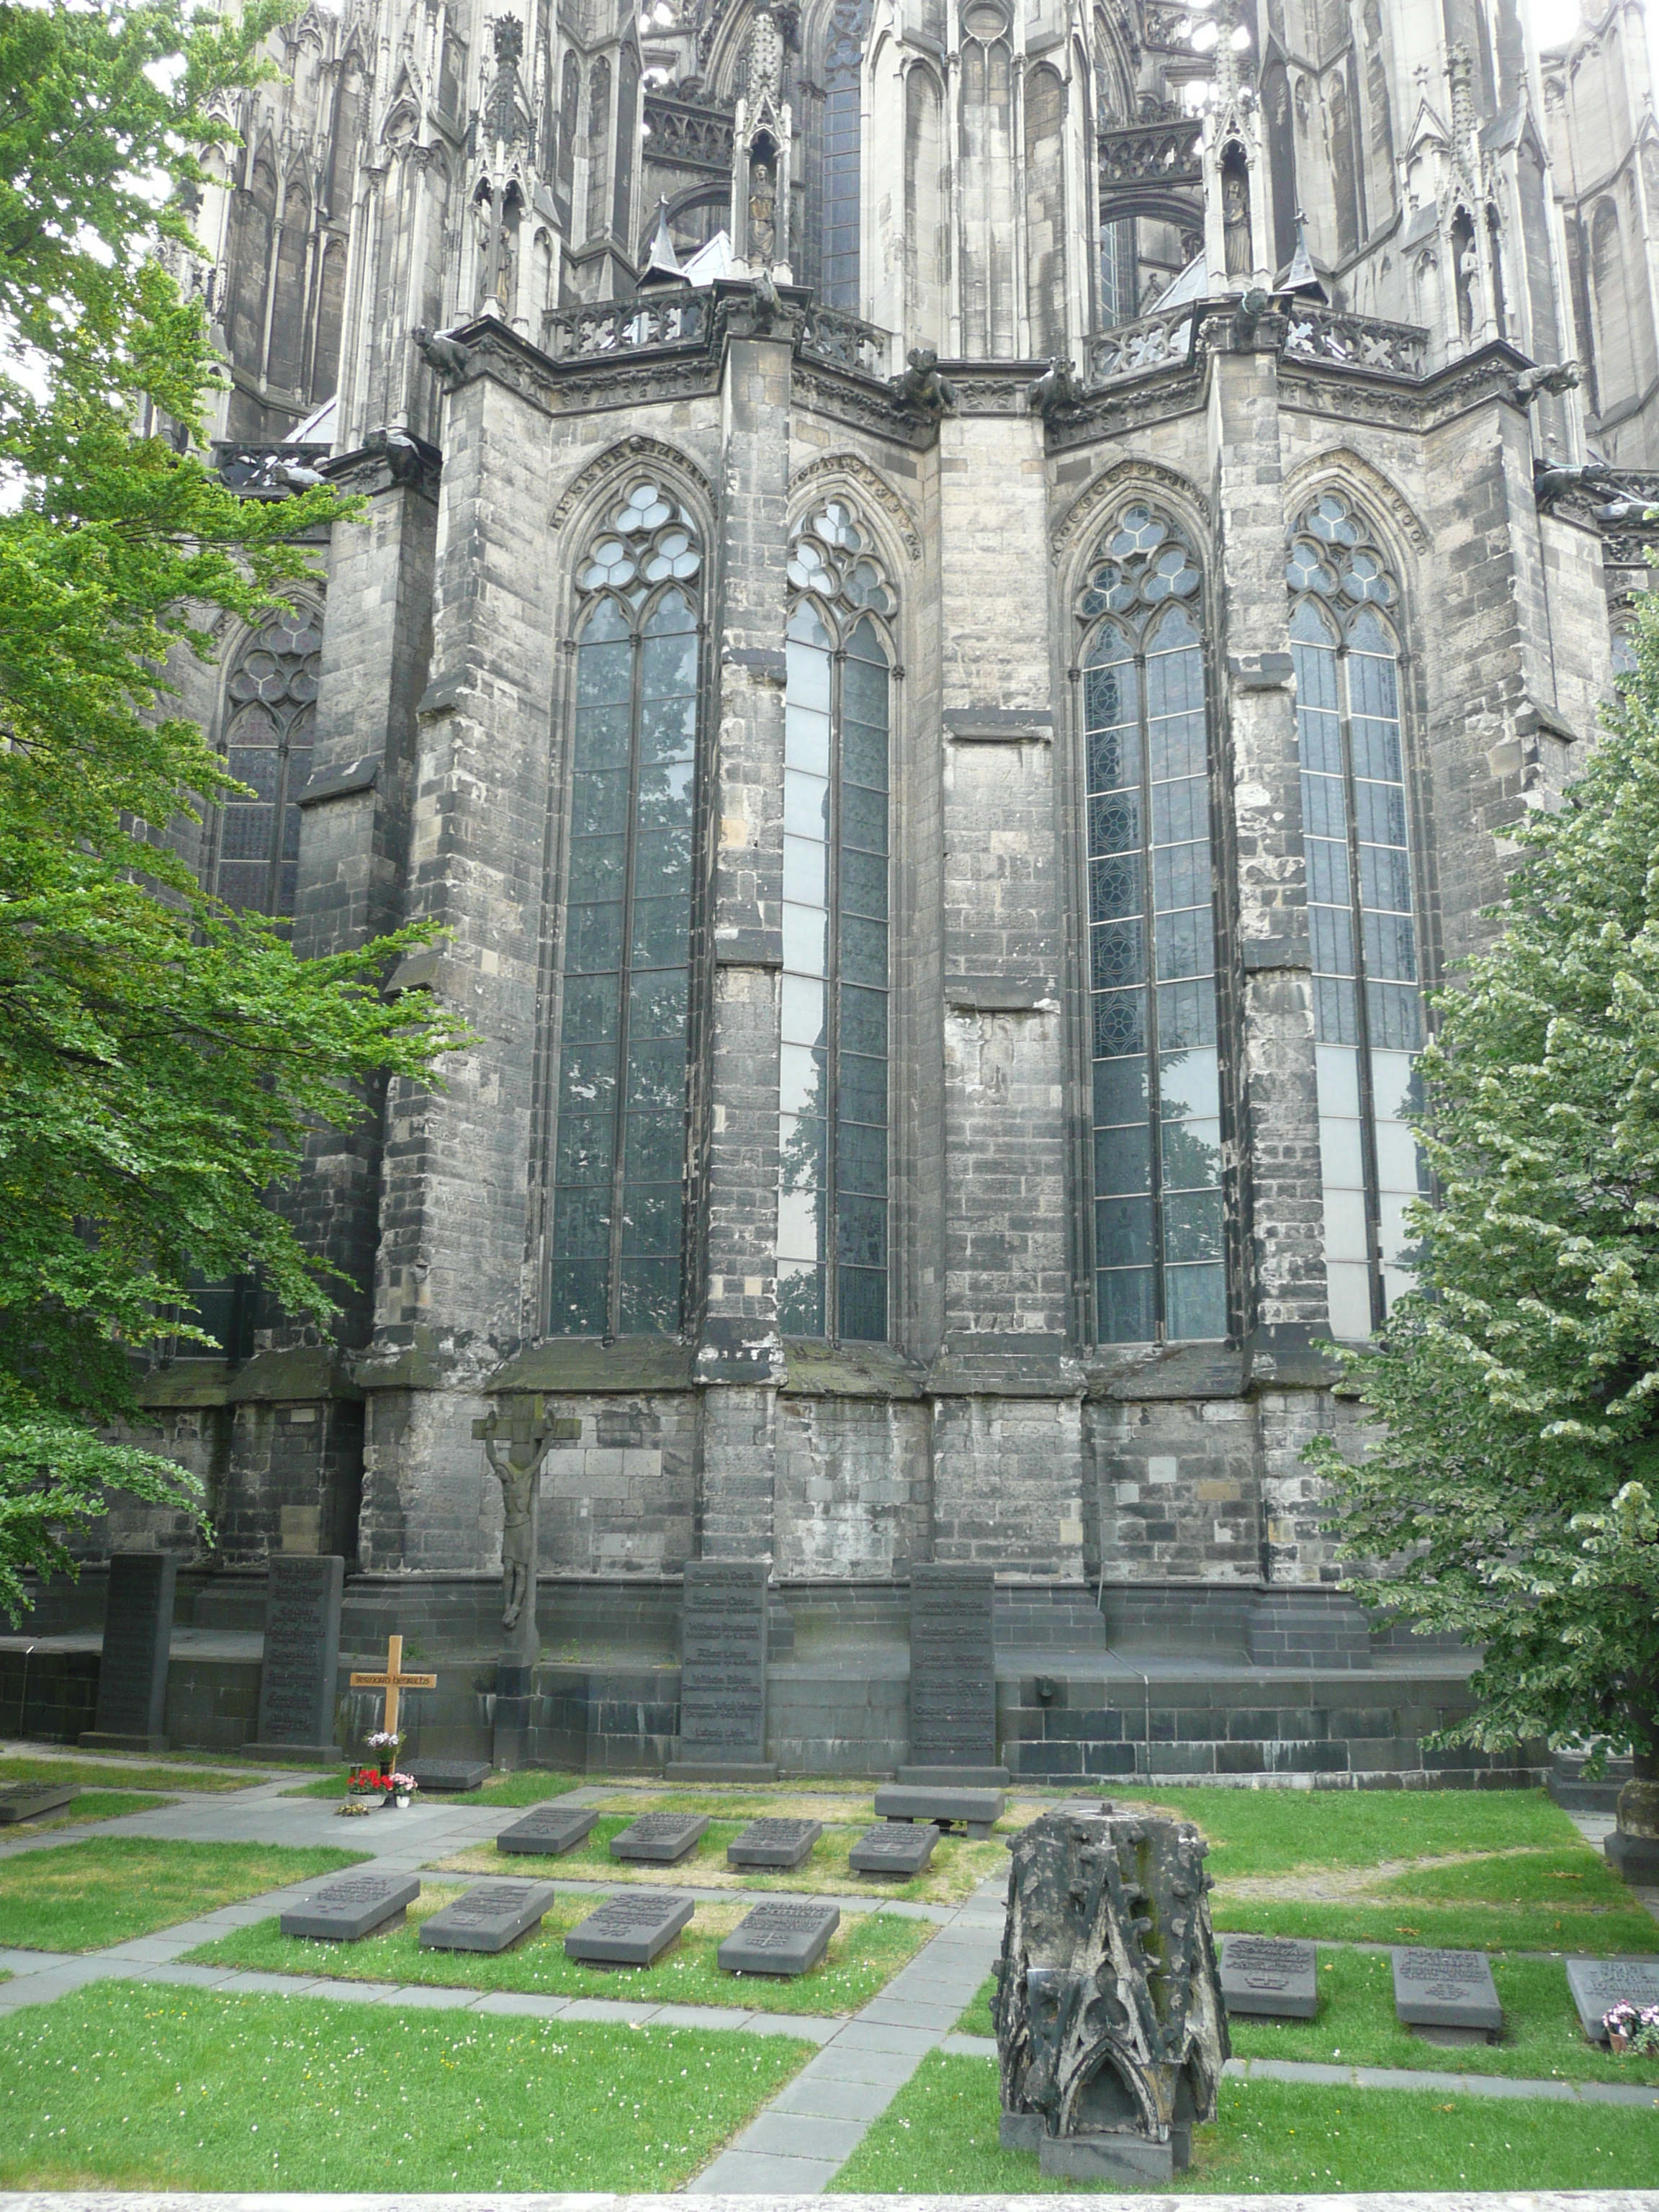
[547,478,703,1339]
[1287,489,1425,1339]
[778,500,893,1341]
[214,606,321,917]
[1079,502,1224,1345]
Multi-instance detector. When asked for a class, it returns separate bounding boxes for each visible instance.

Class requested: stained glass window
[547,480,701,1339]
[1287,490,1426,1338]
[215,606,321,917]
[821,0,872,308]
[1079,503,1224,1344]
[778,502,892,1341]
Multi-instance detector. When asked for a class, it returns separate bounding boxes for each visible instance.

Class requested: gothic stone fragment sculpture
[995,1805,1228,2183]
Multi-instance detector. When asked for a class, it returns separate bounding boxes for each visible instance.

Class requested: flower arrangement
[348,1764,388,1794]
[1603,2000,1659,2055]
[387,1771,418,1804]
[367,1729,403,1759]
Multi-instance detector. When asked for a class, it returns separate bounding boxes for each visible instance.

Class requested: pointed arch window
[548,480,703,1339]
[1079,503,1224,1344]
[214,605,320,917]
[1287,491,1426,1338]
[821,0,873,308]
[778,502,893,1341]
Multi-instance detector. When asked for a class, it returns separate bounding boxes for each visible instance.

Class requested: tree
[1306,583,1659,1773]
[0,0,465,1620]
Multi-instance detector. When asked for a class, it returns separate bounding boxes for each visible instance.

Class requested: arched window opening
[1079,504,1223,1346]
[822,0,873,308]
[214,606,321,917]
[778,501,893,1342]
[547,480,703,1339]
[1287,491,1425,1339]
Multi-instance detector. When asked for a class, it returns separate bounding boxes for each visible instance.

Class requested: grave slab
[418,1881,558,1954]
[280,1872,421,1942]
[719,1899,840,1977]
[907,1564,998,1774]
[81,1550,176,1753]
[1392,1948,1503,2041]
[727,1817,822,1869]
[874,1783,1004,1837]
[850,1822,937,1876]
[243,1555,346,1763]
[0,1782,77,1826]
[1220,1935,1318,2020]
[1605,1830,1659,1885]
[497,1803,599,1856]
[1566,1955,1659,2041]
[408,1759,491,1792]
[676,1558,774,1775]
[564,1889,696,1966]
[611,1811,710,1863]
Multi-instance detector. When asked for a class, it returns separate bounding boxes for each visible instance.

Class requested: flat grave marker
[408,1758,490,1793]
[719,1899,840,1977]
[850,1822,937,1877]
[727,1817,822,1869]
[564,1889,696,1966]
[497,1802,599,1856]
[904,1563,1004,1784]
[1219,1935,1318,2020]
[246,1555,345,1763]
[280,1872,421,1942]
[418,1880,558,1954]
[0,1782,78,1827]
[670,1559,775,1781]
[1392,1947,1503,2041]
[875,1782,1003,1838]
[81,1550,176,1753]
[1566,1956,1659,2041]
[611,1811,710,1863]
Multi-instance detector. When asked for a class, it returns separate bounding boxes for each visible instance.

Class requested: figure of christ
[482,1423,555,1631]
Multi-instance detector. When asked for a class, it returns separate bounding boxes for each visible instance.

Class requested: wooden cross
[349,1634,437,1738]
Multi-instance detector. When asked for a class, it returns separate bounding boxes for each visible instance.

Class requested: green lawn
[0,1982,811,2191]
[1211,1892,1659,1956]
[1113,1785,1579,1878]
[0,1839,369,1951]
[0,1755,256,1794]
[282,1768,583,1805]
[184,1882,930,2015]
[4,1791,168,1835]
[827,2052,1659,2193]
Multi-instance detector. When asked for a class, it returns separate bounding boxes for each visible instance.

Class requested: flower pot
[394,1793,411,1809]
[346,1789,385,1809]
[1611,2030,1632,2054]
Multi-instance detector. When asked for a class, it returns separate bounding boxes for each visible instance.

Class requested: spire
[638,197,687,289]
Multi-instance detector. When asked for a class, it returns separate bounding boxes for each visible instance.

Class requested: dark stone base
[899,1764,1010,1786]
[666,1760,779,1782]
[1606,1830,1659,1885]
[240,1740,343,1765]
[79,1731,168,1753]
[1000,2115,1185,2182]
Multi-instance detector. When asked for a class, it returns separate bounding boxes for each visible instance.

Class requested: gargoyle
[1534,458,1613,505]
[365,426,424,484]
[1514,361,1581,403]
[891,346,957,421]
[1027,357,1086,418]
[1233,286,1271,339]
[750,266,783,331]
[412,324,472,384]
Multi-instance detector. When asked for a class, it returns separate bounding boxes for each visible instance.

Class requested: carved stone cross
[349,1634,436,1740]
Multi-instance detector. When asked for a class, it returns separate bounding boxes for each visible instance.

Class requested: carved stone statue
[1534,458,1614,506]
[748,156,778,264]
[1027,357,1085,419]
[412,325,472,384]
[1222,171,1251,278]
[478,1411,558,1631]
[891,346,957,421]
[1514,360,1582,403]
[1455,238,1478,344]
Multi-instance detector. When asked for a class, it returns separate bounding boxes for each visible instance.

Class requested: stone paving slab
[736,2114,871,2161]
[767,2075,896,2122]
[690,2154,848,2193]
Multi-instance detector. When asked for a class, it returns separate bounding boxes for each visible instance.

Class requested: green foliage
[1306,583,1659,1764]
[0,1,466,1611]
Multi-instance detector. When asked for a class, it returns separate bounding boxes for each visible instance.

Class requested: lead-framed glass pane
[213,605,322,917]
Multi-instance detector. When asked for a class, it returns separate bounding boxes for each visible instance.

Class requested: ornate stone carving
[542,291,713,359]
[552,435,714,531]
[1097,118,1202,189]
[798,302,889,377]
[793,366,937,449]
[1087,311,1192,386]
[891,346,956,420]
[1051,457,1209,564]
[1282,305,1429,379]
[788,452,922,562]
[642,91,735,172]
[1280,446,1429,554]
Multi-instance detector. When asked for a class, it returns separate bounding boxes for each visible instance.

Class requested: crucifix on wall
[474,1395,579,1656]
[349,1634,436,1740]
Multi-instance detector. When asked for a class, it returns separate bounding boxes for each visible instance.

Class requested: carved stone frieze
[552,354,723,413]
[552,434,715,530]
[788,451,922,561]
[792,366,935,450]
[1045,375,1206,452]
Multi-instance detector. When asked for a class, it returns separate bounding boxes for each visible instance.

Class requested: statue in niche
[1223,169,1251,277]
[1455,235,1478,343]
[748,153,778,265]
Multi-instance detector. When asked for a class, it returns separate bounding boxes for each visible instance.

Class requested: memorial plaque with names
[728,1817,822,1869]
[250,1555,344,1759]
[719,1899,840,1977]
[498,1803,599,1857]
[84,1550,177,1750]
[611,1811,710,1863]
[1220,1936,1318,2019]
[1566,1956,1659,2041]
[677,1560,770,1766]
[410,1760,492,1792]
[0,1782,77,1826]
[281,1872,421,1942]
[908,1564,997,1771]
[419,1880,559,1954]
[565,1889,696,1966]
[850,1822,938,1876]
[1392,1948,1503,2036]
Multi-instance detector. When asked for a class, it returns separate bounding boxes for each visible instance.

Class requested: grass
[1,1791,168,1836]
[184,1881,930,2015]
[958,1973,997,2038]
[588,1785,1042,1833]
[0,1838,369,1951]
[282,1768,583,1804]
[0,1755,256,1795]
[1113,1784,1587,1878]
[1210,1892,1659,1956]
[436,1812,1007,1904]
[825,2051,1659,2193]
[0,1981,811,2191]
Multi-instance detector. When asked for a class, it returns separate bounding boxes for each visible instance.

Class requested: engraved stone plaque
[850,1821,938,1876]
[611,1811,710,1863]
[1566,1956,1659,2041]
[908,1564,997,1771]
[84,1551,177,1750]
[727,1817,822,1869]
[1392,1947,1503,2036]
[1219,1935,1318,2019]
[564,1889,696,1966]
[678,1560,770,1765]
[281,1871,420,1941]
[0,1782,77,1826]
[409,1759,491,1791]
[251,1555,344,1758]
[497,1802,599,1856]
[418,1880,558,1954]
[718,1899,840,1977]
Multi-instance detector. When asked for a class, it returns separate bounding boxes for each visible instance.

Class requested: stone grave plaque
[409,1759,491,1792]
[82,1551,177,1752]
[673,1559,773,1777]
[875,1783,1004,1837]
[497,1803,599,1857]
[419,1880,559,1954]
[907,1564,998,1776]
[1566,1956,1659,2041]
[1392,1948,1503,2039]
[280,1872,421,1942]
[564,1889,696,1966]
[247,1555,345,1762]
[1220,1936,1318,2019]
[850,1821,937,1876]
[719,1899,840,1977]
[0,1782,77,1826]
[727,1817,822,1869]
[611,1811,710,1863]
